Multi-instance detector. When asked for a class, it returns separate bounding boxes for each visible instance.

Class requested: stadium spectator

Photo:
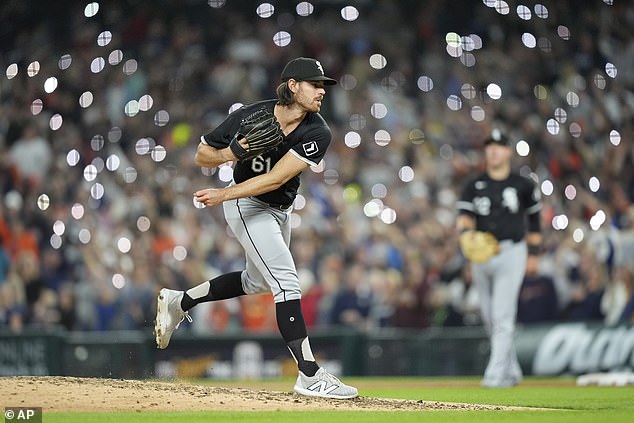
[517,256,559,324]
[7,123,52,188]
[562,249,607,322]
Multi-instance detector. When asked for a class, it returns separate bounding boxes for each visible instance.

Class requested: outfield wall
[1,322,632,378]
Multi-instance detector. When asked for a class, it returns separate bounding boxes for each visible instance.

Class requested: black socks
[276,299,319,377]
[180,277,319,377]
[180,271,245,311]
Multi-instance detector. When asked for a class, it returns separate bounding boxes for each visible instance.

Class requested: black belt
[267,202,292,210]
[250,197,292,210]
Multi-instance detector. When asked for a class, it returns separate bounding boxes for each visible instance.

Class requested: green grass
[43,376,634,423]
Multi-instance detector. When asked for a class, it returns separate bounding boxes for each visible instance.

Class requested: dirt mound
[0,376,519,412]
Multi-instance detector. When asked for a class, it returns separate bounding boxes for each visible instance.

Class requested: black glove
[229,109,284,161]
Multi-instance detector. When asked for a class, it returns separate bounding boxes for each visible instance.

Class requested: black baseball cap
[484,129,510,147]
[281,57,337,85]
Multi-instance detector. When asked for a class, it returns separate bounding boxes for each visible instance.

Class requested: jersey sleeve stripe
[456,200,474,212]
[289,149,319,167]
[526,203,542,214]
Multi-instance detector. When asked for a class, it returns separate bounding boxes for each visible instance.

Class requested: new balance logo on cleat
[293,367,358,399]
[305,380,339,395]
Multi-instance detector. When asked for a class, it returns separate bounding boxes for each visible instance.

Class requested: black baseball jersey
[457,172,542,242]
[201,99,332,206]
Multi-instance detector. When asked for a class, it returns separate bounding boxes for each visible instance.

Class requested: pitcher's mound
[1,376,523,412]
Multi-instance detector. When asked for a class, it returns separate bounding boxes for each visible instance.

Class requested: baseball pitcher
[154,57,357,399]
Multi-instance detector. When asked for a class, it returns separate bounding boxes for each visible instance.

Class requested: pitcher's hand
[194,188,226,208]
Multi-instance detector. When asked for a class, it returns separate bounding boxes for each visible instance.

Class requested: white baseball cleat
[294,367,358,399]
[154,288,192,349]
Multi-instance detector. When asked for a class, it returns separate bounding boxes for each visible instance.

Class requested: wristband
[528,244,540,255]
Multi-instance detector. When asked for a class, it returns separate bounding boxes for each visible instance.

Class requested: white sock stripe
[186,281,211,300]
[301,337,315,362]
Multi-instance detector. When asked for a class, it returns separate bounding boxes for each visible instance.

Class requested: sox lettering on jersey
[502,187,519,213]
[473,188,520,216]
[473,196,491,215]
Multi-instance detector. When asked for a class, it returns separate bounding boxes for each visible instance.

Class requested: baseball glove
[459,230,500,263]
[229,109,283,161]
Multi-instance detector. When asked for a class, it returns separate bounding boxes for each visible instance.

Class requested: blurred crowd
[1,0,633,335]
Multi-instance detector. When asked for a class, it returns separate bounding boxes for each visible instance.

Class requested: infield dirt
[0,376,530,412]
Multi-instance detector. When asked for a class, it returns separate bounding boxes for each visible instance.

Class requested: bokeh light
[374,130,391,147]
[79,91,94,108]
[344,131,361,148]
[564,185,577,200]
[53,220,66,236]
[27,61,40,77]
[78,229,92,244]
[256,3,274,18]
[371,103,387,119]
[380,208,397,224]
[112,274,126,289]
[541,180,554,196]
[486,83,502,100]
[31,99,43,115]
[6,63,18,79]
[517,5,532,20]
[37,194,50,211]
[151,145,167,162]
[296,2,314,16]
[417,76,434,92]
[108,50,123,65]
[471,106,485,122]
[71,203,85,220]
[588,177,600,193]
[341,5,359,21]
[609,130,621,146]
[398,166,415,183]
[369,54,387,70]
[516,140,530,157]
[521,33,537,48]
[273,31,291,47]
[534,4,549,18]
[44,77,58,93]
[123,59,138,75]
[173,246,188,261]
[117,237,132,254]
[91,183,105,200]
[84,2,99,17]
[58,54,72,70]
[446,95,462,111]
[97,31,112,47]
[363,200,382,218]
